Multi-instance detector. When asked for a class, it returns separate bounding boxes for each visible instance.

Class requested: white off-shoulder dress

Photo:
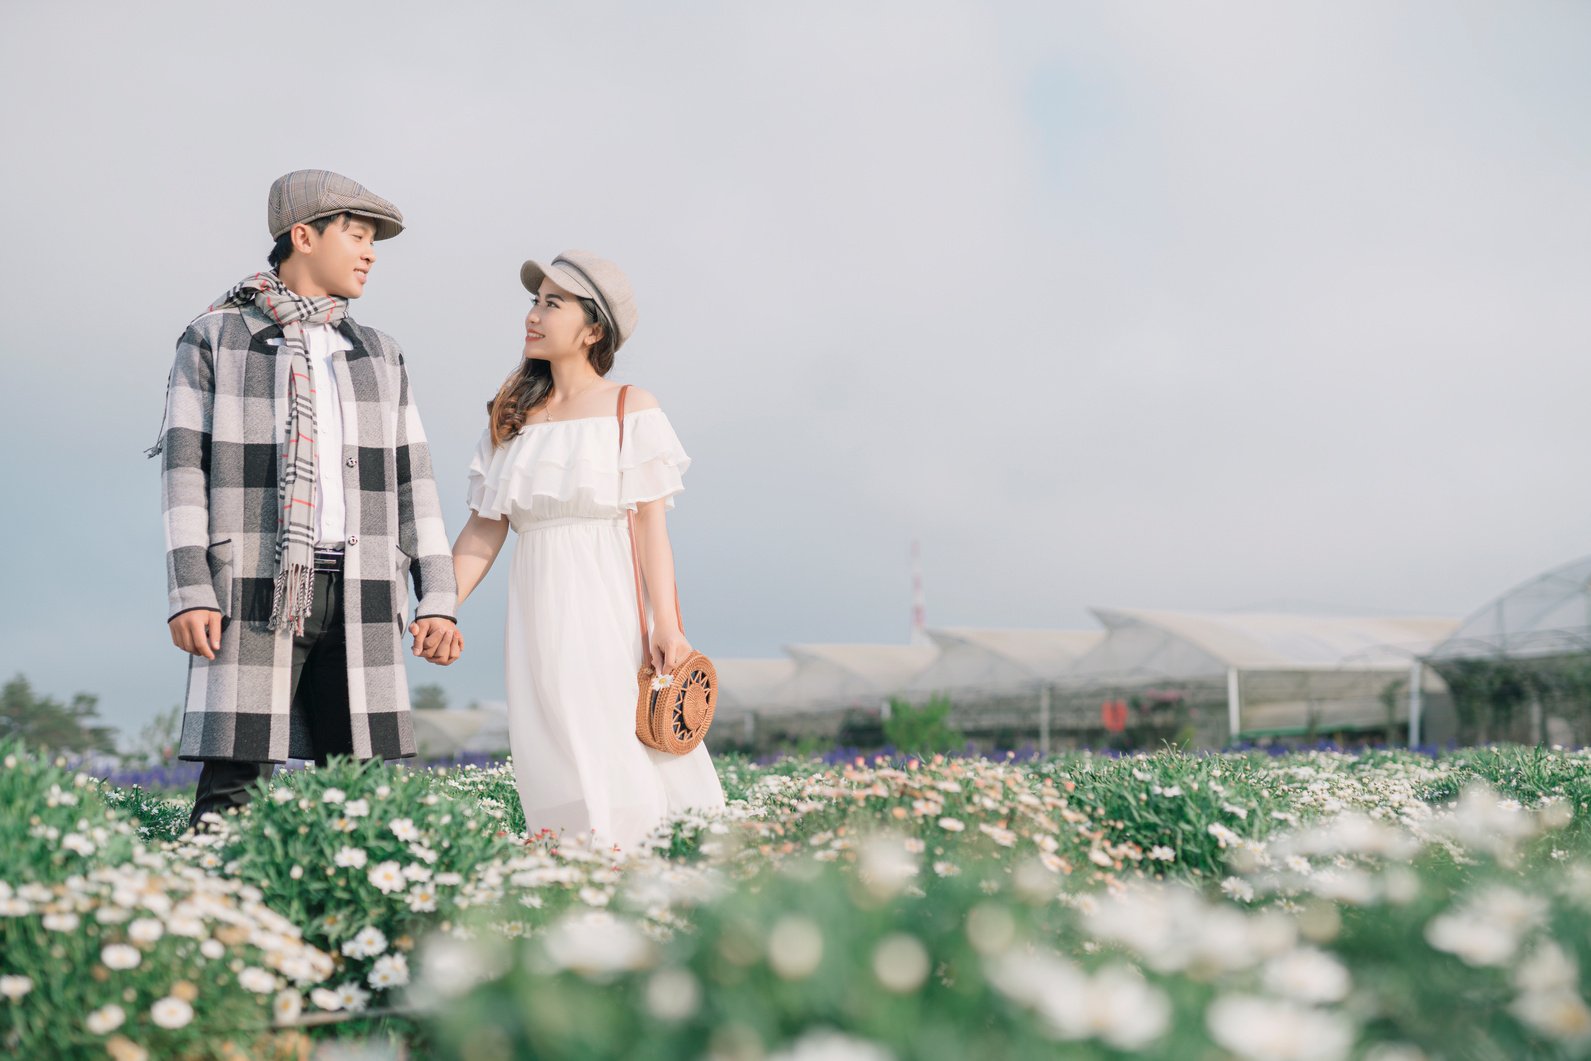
[466,406,725,851]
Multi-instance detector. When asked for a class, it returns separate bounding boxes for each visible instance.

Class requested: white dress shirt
[302,322,353,546]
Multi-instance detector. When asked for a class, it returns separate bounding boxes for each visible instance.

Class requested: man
[150,169,462,831]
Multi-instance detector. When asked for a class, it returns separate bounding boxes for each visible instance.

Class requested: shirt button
[348,535,359,546]
[345,456,357,468]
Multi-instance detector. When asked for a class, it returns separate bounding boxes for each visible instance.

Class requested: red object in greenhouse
[1101,699,1128,733]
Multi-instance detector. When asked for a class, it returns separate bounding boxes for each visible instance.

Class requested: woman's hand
[651,627,693,675]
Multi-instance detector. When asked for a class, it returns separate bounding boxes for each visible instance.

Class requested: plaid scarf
[209,272,348,635]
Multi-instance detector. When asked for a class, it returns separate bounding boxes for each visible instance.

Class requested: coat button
[348,535,359,546]
[345,456,357,468]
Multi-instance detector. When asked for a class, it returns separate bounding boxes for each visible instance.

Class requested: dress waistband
[519,515,628,533]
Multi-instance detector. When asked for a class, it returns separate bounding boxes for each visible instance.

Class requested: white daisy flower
[368,953,410,990]
[101,944,141,971]
[273,990,302,1025]
[84,1004,125,1034]
[150,996,194,1030]
[61,833,96,856]
[237,967,278,994]
[310,988,344,1011]
[334,847,368,869]
[127,918,164,944]
[367,861,406,895]
[341,926,388,959]
[335,982,371,1012]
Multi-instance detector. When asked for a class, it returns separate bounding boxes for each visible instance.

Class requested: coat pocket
[394,548,413,626]
[206,539,234,619]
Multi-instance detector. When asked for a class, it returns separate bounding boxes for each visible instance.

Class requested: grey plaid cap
[267,170,404,241]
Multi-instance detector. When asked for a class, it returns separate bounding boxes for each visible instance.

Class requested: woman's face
[523,277,601,361]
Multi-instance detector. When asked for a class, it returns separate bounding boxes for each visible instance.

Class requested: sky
[1,1,1588,741]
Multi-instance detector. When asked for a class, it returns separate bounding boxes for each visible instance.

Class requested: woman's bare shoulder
[619,384,661,412]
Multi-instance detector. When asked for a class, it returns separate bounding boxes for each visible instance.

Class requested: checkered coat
[159,301,457,763]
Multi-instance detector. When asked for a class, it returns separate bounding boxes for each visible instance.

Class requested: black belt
[313,548,344,573]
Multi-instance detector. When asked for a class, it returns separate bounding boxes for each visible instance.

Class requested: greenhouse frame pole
[1226,667,1241,743]
[1408,660,1423,748]
[1038,683,1051,757]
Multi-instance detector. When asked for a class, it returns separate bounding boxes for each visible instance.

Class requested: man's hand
[170,610,223,660]
[409,617,462,666]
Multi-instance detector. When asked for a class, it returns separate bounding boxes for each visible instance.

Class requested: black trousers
[188,571,356,830]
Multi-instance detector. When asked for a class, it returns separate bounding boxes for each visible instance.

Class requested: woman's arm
[452,512,510,607]
[632,499,691,671]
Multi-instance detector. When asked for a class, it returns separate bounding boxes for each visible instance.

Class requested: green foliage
[426,759,526,834]
[0,739,331,1059]
[176,756,525,1013]
[419,803,1591,1061]
[10,741,1591,1056]
[0,738,136,886]
[1045,750,1293,878]
[1419,744,1591,838]
[0,674,116,755]
[884,695,963,756]
[410,683,449,712]
[421,859,1079,1060]
[99,783,191,845]
[120,704,183,765]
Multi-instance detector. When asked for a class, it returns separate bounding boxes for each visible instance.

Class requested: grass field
[5,740,1591,1059]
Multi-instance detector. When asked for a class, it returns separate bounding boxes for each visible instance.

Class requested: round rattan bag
[635,654,717,755]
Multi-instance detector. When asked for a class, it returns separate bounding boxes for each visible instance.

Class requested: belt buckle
[313,548,344,573]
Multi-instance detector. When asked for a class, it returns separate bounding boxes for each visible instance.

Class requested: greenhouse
[1425,555,1591,745]
[708,643,936,750]
[907,627,1102,695]
[775,643,939,714]
[903,628,1103,749]
[712,658,798,744]
[1059,608,1459,747]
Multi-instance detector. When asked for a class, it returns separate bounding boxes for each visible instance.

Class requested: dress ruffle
[466,407,691,520]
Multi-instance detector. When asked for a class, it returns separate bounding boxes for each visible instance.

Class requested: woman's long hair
[487,297,616,446]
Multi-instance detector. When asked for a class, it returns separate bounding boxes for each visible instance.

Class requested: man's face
[297,215,378,299]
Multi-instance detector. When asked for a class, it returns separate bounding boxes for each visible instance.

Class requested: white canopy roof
[770,643,939,713]
[1428,555,1591,662]
[908,627,1102,693]
[1069,607,1458,681]
[713,658,798,716]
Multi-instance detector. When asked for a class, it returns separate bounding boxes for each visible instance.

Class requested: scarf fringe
[267,562,317,636]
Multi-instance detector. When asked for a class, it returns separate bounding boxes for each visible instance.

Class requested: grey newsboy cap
[268,169,404,241]
[520,250,638,350]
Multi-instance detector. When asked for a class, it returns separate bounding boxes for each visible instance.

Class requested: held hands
[409,617,463,666]
[650,626,693,676]
[168,611,462,665]
[169,610,223,660]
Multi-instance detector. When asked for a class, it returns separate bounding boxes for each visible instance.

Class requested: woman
[451,250,725,852]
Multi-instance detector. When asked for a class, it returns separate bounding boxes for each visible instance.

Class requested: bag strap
[618,385,685,669]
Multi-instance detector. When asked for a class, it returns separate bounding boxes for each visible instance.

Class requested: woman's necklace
[541,381,604,422]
